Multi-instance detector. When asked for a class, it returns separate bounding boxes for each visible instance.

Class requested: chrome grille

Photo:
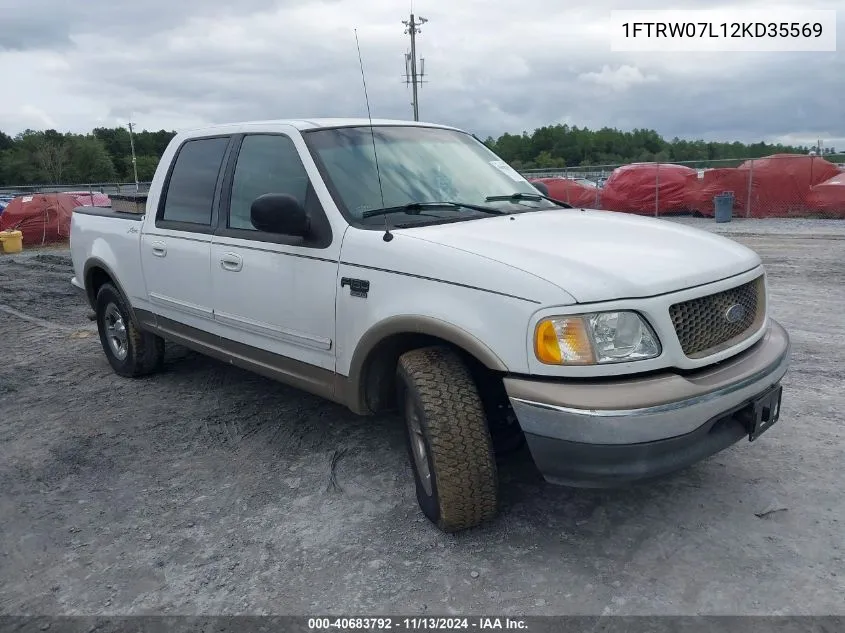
[669,275,765,358]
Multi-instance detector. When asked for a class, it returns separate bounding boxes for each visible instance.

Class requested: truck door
[209,132,339,374]
[140,135,233,331]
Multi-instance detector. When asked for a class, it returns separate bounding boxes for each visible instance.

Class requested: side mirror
[250,193,309,236]
[532,181,549,196]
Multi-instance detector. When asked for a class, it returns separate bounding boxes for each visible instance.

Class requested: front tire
[95,283,164,378]
[396,346,499,532]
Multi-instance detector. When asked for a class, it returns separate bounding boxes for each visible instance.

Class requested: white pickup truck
[70,118,790,532]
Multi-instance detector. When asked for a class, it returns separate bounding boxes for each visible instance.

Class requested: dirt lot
[1,218,844,616]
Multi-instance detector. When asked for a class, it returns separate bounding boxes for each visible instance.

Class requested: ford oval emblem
[725,304,746,324]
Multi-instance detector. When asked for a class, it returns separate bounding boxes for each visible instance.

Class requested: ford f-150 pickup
[69,118,790,532]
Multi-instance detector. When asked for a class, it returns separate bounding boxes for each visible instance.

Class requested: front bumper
[505,319,790,487]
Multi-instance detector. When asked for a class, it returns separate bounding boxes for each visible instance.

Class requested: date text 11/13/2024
[308,617,528,630]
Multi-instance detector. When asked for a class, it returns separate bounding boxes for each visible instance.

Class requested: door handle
[151,240,166,257]
[220,253,243,272]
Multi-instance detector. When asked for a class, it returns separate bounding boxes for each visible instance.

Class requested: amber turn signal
[534,317,596,365]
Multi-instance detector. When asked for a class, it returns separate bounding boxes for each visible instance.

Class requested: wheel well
[86,266,114,307]
[359,333,509,418]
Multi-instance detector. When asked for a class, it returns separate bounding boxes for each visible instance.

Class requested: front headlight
[534,311,661,365]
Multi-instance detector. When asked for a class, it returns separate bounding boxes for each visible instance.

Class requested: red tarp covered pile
[0,193,79,246]
[67,191,111,207]
[599,163,698,215]
[685,167,754,217]
[739,154,840,217]
[533,154,843,218]
[529,177,600,208]
[806,173,845,217]
[685,155,842,217]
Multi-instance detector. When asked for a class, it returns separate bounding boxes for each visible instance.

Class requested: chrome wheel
[405,396,433,496]
[104,303,128,361]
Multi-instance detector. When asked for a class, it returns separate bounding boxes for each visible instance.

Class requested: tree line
[0,128,176,187]
[0,123,838,187]
[483,125,837,170]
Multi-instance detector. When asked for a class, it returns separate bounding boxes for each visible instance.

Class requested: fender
[344,314,510,414]
[82,257,142,326]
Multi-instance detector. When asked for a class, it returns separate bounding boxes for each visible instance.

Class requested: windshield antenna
[354,29,392,242]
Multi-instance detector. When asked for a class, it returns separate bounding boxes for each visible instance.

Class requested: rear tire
[396,346,499,532]
[95,283,164,378]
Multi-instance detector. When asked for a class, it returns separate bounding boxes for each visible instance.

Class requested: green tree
[64,135,117,182]
[11,130,60,183]
[126,155,161,181]
[34,138,70,183]
[486,123,809,169]
[535,150,566,169]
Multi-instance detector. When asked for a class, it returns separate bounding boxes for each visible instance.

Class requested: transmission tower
[402,14,427,121]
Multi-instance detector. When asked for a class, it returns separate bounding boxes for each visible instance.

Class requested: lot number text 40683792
[307,617,528,630]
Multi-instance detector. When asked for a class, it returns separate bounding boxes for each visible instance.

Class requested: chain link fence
[3,154,845,220]
[521,155,845,219]
[0,182,153,198]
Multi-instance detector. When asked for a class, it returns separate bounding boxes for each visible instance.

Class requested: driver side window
[228,134,310,231]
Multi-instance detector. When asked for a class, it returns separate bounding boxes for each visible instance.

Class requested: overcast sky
[1,0,842,147]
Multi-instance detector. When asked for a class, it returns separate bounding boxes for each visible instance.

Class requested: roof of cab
[179,118,466,135]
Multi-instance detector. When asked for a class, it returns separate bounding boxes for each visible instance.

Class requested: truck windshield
[302,125,555,225]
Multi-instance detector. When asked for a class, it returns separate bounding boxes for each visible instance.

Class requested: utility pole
[128,120,139,192]
[402,13,427,121]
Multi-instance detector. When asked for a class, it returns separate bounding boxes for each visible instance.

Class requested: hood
[399,208,762,303]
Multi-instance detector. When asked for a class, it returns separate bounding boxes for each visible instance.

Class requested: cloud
[578,65,659,91]
[0,0,283,52]
[19,105,56,129]
[0,0,842,149]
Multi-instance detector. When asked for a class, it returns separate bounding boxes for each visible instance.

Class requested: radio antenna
[354,29,392,242]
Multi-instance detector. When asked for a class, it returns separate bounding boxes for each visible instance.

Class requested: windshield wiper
[485,192,573,208]
[361,201,507,219]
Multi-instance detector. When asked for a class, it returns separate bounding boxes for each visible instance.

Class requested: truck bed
[72,206,145,220]
[69,206,146,309]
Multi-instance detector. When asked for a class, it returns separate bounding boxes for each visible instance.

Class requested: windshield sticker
[489,160,524,182]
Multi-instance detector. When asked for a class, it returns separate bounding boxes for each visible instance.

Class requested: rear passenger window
[160,137,229,225]
[228,134,310,230]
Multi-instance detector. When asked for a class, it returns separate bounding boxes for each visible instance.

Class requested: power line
[402,13,427,121]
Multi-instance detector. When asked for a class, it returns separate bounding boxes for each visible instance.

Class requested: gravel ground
[668,216,845,238]
[1,219,843,616]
